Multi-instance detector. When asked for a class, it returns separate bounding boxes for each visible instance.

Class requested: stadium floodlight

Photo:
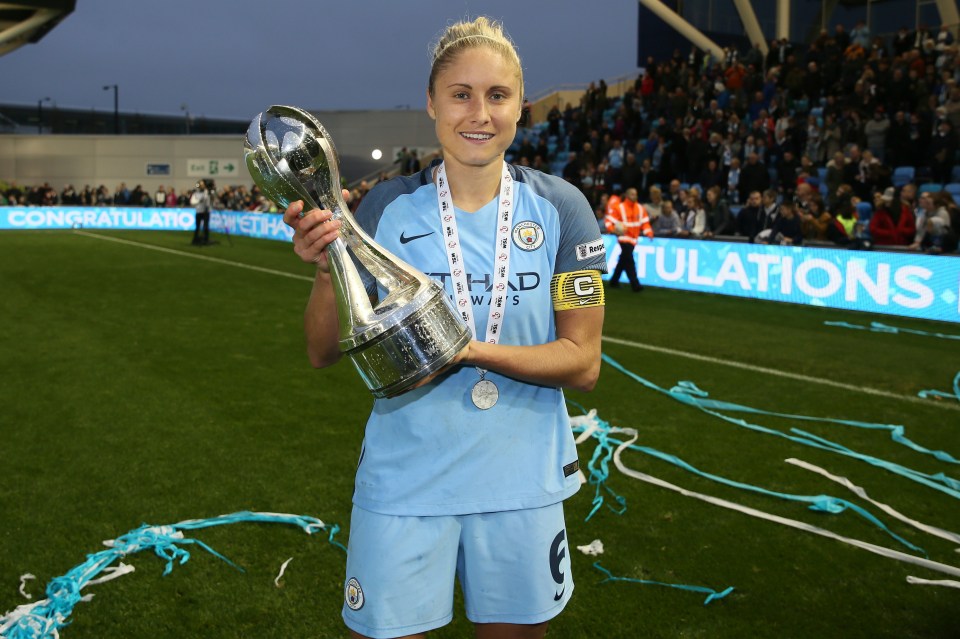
[37,96,50,134]
[102,84,119,134]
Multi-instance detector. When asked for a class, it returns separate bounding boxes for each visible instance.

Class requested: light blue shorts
[341,502,573,638]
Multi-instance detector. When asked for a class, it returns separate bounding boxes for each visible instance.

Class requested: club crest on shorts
[345,577,365,610]
[512,221,544,251]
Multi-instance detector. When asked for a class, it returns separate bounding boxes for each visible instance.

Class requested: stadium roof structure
[638,0,960,59]
[0,0,75,57]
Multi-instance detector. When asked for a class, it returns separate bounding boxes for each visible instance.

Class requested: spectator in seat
[679,192,707,238]
[923,191,959,253]
[870,187,915,245]
[645,185,664,221]
[800,196,832,240]
[652,200,682,237]
[759,200,804,245]
[703,185,734,237]
[737,190,765,242]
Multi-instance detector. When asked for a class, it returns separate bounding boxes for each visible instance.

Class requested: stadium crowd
[507,21,960,254]
[0,181,280,213]
[4,21,960,254]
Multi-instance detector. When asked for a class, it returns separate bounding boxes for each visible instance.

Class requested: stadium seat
[817,167,827,182]
[856,202,873,224]
[892,166,914,187]
[953,165,960,184]
[946,183,960,199]
[919,183,942,194]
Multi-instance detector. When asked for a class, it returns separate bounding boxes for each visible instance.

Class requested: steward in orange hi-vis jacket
[605,187,651,292]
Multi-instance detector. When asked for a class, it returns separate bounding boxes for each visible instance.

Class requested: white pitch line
[74,230,314,282]
[75,230,958,412]
[601,335,960,412]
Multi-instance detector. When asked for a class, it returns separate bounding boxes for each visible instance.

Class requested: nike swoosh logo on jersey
[400,231,435,244]
[554,586,565,601]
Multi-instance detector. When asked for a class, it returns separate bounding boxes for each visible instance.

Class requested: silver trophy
[244,105,470,398]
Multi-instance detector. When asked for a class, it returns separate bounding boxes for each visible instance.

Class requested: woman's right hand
[283,199,342,273]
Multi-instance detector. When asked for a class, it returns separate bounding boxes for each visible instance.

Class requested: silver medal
[471,378,499,410]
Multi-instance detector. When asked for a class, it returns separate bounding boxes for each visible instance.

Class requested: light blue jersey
[352,161,606,516]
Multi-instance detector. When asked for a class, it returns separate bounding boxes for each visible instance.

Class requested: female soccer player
[284,17,606,639]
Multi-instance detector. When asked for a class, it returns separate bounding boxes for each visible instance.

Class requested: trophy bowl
[244,105,470,397]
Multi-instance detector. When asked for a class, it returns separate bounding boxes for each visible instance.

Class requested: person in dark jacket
[739,152,771,203]
[759,200,804,245]
[736,190,765,241]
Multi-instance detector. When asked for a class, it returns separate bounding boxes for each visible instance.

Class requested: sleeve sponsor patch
[575,238,606,262]
[551,270,605,311]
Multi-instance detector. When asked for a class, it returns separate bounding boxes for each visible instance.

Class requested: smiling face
[427,46,522,172]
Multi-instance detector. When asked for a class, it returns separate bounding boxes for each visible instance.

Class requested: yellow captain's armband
[551,270,605,311]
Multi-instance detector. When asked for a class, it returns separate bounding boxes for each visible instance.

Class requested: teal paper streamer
[592,562,734,605]
[824,321,960,341]
[0,512,345,639]
[824,321,960,404]
[665,380,958,465]
[570,410,926,555]
[918,372,960,404]
[600,353,960,500]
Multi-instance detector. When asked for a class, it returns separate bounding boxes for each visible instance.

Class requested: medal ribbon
[435,162,514,377]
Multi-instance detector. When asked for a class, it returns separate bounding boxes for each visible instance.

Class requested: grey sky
[1,0,640,120]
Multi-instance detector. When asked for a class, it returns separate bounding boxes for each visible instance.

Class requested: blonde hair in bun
[428,17,523,101]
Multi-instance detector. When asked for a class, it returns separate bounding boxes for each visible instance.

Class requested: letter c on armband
[551,270,605,311]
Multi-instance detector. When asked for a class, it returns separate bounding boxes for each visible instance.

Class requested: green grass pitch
[1,229,958,638]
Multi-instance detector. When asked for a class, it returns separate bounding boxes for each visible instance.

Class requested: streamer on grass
[823,320,960,341]
[823,320,960,403]
[606,423,960,579]
[600,353,960,500]
[569,410,926,555]
[0,511,345,639]
[592,562,734,605]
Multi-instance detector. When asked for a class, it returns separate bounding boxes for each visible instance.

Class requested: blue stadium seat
[856,202,873,224]
[892,166,914,187]
[817,167,827,182]
[946,183,960,199]
[919,183,942,194]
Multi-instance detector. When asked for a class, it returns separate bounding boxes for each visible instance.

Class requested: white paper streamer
[609,427,960,579]
[786,458,960,550]
[17,575,35,601]
[906,576,960,589]
[274,557,294,588]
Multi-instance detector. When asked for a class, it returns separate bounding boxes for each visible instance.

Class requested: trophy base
[343,284,471,398]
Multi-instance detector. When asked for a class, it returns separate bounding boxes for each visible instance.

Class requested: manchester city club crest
[345,577,365,610]
[512,221,544,251]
